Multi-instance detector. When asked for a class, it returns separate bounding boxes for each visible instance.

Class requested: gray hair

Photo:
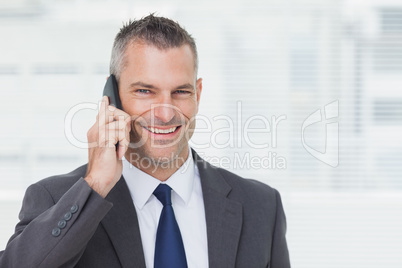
[109,14,198,80]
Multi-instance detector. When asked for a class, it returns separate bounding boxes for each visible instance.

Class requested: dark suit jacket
[0,151,290,268]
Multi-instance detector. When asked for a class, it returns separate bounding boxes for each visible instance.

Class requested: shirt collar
[122,147,195,210]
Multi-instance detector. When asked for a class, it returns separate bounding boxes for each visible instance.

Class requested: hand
[84,96,132,198]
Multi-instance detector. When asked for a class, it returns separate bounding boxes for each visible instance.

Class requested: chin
[148,144,187,162]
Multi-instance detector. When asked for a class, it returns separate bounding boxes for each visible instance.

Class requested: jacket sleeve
[0,178,113,268]
[270,189,291,268]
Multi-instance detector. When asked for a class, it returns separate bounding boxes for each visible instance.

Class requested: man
[0,14,290,267]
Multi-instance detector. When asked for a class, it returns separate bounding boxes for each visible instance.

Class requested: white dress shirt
[122,148,209,268]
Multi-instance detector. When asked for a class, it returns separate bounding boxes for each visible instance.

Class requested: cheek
[124,97,198,120]
[124,99,154,117]
[179,107,197,122]
[174,99,198,120]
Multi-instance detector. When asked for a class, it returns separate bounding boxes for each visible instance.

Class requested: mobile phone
[102,74,123,150]
[102,74,122,110]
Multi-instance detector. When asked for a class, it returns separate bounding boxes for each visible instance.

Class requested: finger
[105,129,129,159]
[125,117,131,136]
[108,108,140,124]
[105,127,130,147]
[97,117,130,148]
[123,118,131,153]
[103,106,132,125]
[98,96,109,125]
[87,121,101,147]
[117,121,131,160]
[117,142,127,160]
[105,118,132,131]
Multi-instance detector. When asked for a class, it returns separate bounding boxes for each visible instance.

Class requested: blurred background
[1,0,402,267]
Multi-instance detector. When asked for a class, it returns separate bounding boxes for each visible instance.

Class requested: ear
[195,78,203,113]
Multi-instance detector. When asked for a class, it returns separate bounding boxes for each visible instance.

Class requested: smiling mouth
[143,126,181,134]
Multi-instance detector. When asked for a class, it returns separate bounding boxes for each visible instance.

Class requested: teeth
[147,127,177,134]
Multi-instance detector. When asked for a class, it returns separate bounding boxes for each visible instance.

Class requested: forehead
[122,42,196,80]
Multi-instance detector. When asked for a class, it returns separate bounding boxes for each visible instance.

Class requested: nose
[152,97,175,124]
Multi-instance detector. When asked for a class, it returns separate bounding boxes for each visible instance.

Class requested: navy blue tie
[153,184,188,268]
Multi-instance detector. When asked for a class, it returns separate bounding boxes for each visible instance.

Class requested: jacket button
[58,220,67,229]
[64,212,72,221]
[70,204,79,214]
[52,228,61,237]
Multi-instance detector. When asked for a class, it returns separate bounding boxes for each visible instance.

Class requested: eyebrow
[129,81,194,91]
[176,83,194,91]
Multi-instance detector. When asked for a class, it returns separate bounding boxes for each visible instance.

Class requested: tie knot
[153,184,172,206]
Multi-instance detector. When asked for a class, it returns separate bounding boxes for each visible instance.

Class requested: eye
[136,89,150,94]
[174,90,191,95]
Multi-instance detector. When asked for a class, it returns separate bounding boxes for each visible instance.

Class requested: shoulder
[213,165,279,204]
[197,158,283,230]
[194,150,280,208]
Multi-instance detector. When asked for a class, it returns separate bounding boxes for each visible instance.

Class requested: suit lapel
[98,151,243,268]
[193,150,243,268]
[101,176,146,268]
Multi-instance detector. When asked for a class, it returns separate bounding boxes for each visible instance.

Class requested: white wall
[1,0,402,267]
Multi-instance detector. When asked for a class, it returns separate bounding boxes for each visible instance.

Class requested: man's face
[119,42,202,165]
